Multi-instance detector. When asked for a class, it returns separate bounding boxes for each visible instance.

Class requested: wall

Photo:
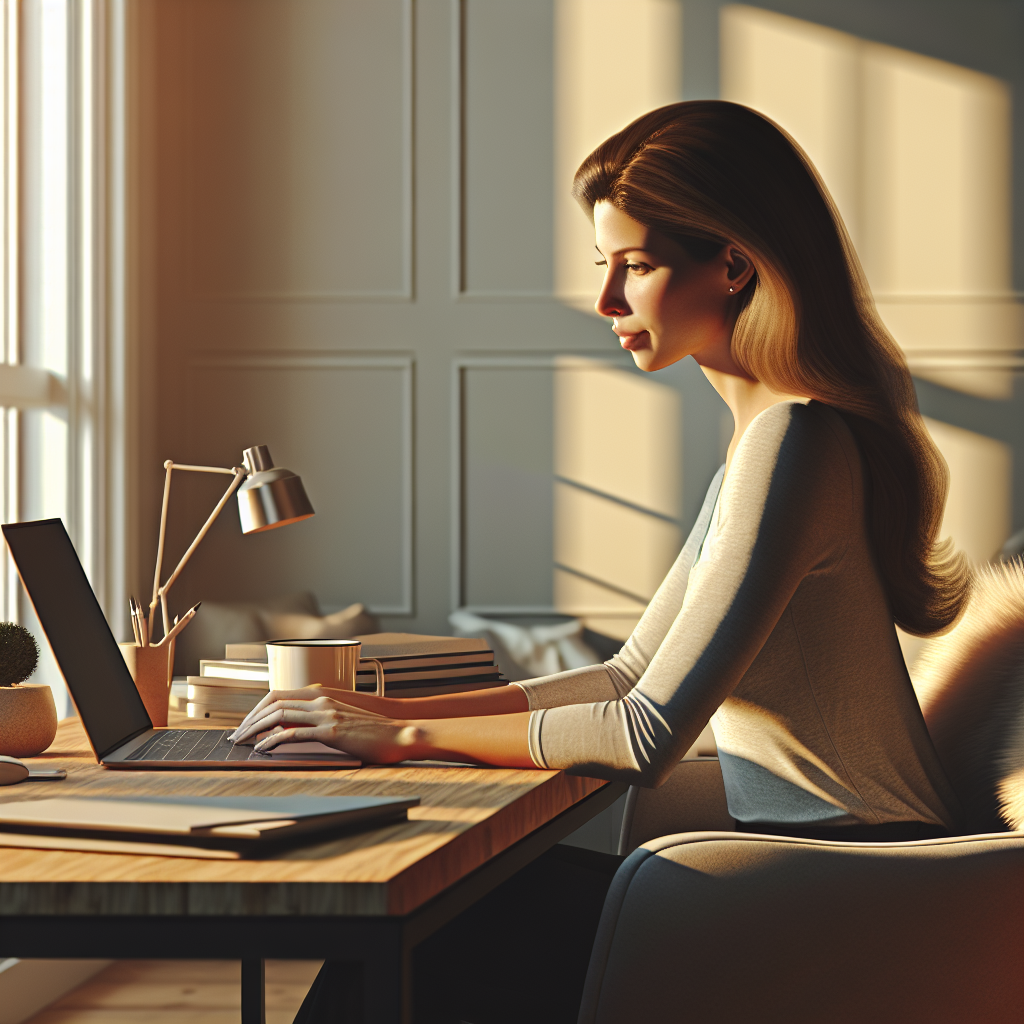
[711,1,1024,661]
[130,1,1021,661]
[132,0,716,647]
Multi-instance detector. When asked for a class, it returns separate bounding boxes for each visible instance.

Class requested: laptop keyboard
[125,729,256,762]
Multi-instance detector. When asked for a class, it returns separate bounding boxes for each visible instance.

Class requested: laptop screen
[3,519,152,758]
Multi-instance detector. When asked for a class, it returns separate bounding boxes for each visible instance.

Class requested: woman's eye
[625,262,650,274]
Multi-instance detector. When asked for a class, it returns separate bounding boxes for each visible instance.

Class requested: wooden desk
[0,717,624,1023]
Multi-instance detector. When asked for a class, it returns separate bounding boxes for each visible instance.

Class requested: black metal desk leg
[241,959,266,1024]
[363,936,410,1024]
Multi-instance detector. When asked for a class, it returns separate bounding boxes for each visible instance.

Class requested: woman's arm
[229,682,529,742]
[228,467,729,757]
[231,694,535,767]
[527,403,855,786]
[518,467,725,711]
[232,405,850,777]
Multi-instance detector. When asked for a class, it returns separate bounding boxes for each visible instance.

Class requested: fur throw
[910,559,1024,833]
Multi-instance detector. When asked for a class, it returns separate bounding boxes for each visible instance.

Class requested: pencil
[128,597,141,646]
[156,602,201,646]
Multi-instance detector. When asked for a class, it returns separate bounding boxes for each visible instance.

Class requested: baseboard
[0,958,112,1024]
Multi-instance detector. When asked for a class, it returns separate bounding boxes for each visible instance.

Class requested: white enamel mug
[266,639,385,696]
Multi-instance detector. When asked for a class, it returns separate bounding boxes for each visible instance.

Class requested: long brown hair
[574,100,968,636]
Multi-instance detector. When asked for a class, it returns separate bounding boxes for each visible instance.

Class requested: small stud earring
[728,286,735,293]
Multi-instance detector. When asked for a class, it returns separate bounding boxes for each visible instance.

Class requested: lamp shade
[236,445,315,534]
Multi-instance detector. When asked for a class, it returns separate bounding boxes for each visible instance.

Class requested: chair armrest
[618,756,735,856]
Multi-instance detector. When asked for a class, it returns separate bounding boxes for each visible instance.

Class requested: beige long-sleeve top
[518,401,959,829]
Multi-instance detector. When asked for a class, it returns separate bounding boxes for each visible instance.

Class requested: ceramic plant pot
[0,683,58,757]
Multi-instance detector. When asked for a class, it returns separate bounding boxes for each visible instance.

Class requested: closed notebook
[199,661,270,683]
[0,795,417,858]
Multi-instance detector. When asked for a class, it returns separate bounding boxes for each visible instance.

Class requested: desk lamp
[146,444,314,642]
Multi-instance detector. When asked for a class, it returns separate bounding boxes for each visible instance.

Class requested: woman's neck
[700,365,809,473]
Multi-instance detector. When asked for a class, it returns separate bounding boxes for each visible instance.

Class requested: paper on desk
[0,795,401,835]
[0,831,244,859]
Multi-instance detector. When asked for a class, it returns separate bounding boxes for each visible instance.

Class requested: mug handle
[360,657,386,698]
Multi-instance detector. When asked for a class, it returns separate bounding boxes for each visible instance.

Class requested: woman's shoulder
[733,400,862,502]
[742,400,858,465]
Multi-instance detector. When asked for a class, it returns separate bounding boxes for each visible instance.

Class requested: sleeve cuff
[527,709,549,768]
[511,680,537,710]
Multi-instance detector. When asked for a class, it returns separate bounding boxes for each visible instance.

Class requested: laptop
[2,519,359,770]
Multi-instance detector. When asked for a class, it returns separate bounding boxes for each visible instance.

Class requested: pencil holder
[118,643,171,727]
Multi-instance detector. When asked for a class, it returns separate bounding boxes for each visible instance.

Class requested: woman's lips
[615,330,649,351]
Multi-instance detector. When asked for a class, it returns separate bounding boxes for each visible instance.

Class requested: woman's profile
[248,101,970,1023]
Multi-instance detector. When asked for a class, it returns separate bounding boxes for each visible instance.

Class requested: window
[3,0,128,717]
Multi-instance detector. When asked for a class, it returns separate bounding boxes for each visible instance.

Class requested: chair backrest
[617,757,733,856]
[911,559,1024,832]
[581,831,1024,1024]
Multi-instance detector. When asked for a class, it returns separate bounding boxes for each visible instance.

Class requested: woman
[239,101,969,1021]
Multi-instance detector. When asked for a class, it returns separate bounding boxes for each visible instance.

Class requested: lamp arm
[148,462,175,640]
[148,462,247,641]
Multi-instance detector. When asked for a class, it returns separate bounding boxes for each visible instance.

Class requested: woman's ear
[725,247,755,292]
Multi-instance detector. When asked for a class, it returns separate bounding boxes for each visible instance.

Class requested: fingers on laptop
[231,694,387,744]
[229,685,337,741]
[253,725,322,751]
[232,703,319,743]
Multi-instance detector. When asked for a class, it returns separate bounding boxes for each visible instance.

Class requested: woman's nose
[595,269,628,319]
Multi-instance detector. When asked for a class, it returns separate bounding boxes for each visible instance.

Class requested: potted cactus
[0,623,57,757]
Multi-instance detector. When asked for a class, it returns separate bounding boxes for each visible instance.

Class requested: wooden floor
[26,960,323,1024]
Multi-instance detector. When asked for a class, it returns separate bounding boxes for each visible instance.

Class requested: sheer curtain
[3,0,129,719]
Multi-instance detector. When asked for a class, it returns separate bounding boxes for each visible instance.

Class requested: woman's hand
[228,684,400,744]
[230,691,424,763]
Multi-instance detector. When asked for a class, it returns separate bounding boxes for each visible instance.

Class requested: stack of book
[185,662,267,723]
[185,633,508,723]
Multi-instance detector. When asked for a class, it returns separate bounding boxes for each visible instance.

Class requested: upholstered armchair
[581,561,1024,1024]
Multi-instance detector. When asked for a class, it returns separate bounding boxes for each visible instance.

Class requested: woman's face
[593,201,752,374]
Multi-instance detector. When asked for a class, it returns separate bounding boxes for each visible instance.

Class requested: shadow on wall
[554,359,683,637]
[460,357,686,643]
[546,1,1020,646]
[717,4,1020,546]
[716,4,1023,665]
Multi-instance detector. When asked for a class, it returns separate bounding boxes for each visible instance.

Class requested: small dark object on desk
[0,622,39,686]
[0,754,65,786]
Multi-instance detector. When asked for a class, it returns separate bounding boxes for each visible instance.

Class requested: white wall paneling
[181,0,414,303]
[456,0,554,299]
[454,356,684,638]
[552,0,683,309]
[721,3,1023,403]
[456,0,683,303]
[142,0,694,639]
[135,1,1020,654]
[719,1,1024,654]
[171,353,414,617]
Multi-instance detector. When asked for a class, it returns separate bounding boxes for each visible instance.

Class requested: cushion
[171,591,320,675]
[260,602,379,641]
[910,559,1024,831]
